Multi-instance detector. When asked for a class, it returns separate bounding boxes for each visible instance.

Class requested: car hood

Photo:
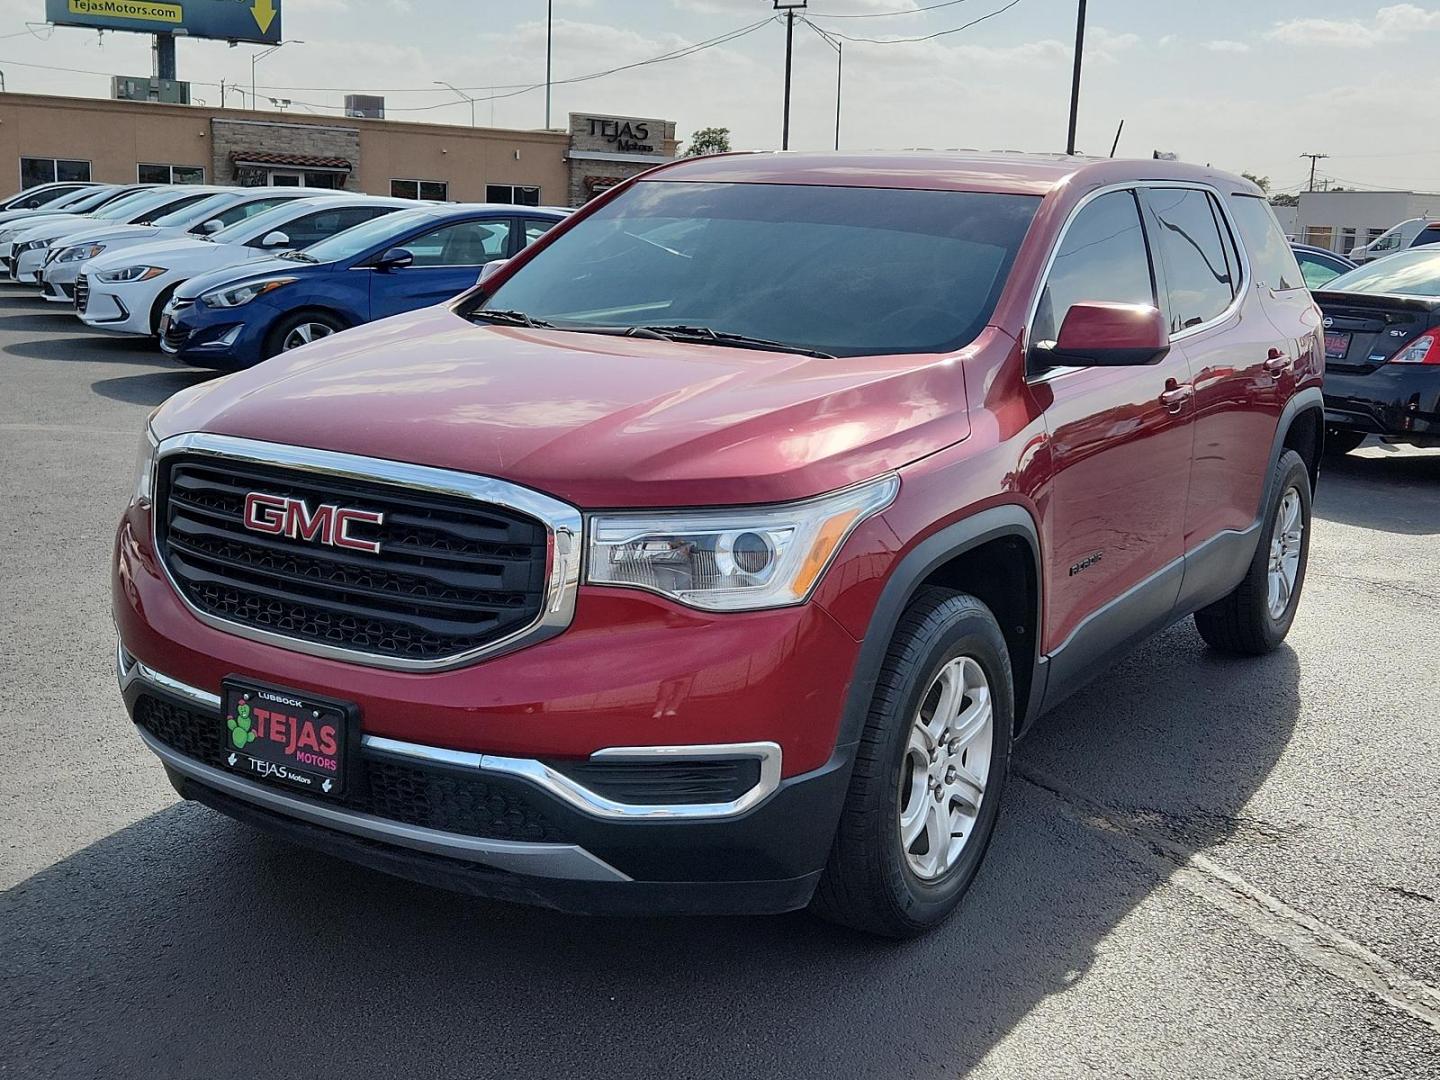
[88,236,252,275]
[153,305,979,508]
[59,222,162,246]
[176,255,320,301]
[5,214,93,241]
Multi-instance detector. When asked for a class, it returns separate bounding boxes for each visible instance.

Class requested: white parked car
[10,186,223,284]
[0,184,121,232]
[39,187,333,304]
[78,194,412,337]
[0,185,161,277]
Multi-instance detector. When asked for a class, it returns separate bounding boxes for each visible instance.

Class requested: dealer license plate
[221,679,354,797]
[1324,330,1351,360]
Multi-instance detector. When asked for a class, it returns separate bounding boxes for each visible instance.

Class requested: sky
[0,0,1436,195]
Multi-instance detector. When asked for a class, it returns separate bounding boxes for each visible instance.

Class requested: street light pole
[1065,0,1086,155]
[252,39,302,107]
[774,1,806,151]
[545,0,553,129]
[435,80,477,127]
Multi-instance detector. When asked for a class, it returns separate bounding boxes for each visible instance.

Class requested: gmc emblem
[242,492,385,554]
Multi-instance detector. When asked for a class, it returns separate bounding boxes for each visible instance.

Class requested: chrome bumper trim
[119,653,783,823]
[133,724,631,882]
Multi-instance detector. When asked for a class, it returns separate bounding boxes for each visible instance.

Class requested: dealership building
[0,92,677,207]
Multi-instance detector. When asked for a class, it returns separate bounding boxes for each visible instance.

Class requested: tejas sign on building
[45,0,281,44]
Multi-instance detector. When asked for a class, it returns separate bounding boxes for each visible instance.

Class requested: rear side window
[212,196,298,228]
[1033,189,1154,345]
[1228,194,1303,291]
[1147,187,1236,332]
[1410,226,1440,248]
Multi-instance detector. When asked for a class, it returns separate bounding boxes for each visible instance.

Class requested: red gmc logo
[242,492,385,554]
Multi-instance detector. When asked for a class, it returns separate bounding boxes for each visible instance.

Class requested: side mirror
[476,258,509,286]
[260,230,290,248]
[373,246,414,271]
[1037,302,1171,367]
[200,218,225,235]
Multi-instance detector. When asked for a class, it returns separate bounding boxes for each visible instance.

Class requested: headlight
[57,243,105,263]
[586,475,899,611]
[200,277,297,308]
[131,422,159,506]
[95,265,166,283]
[18,238,50,253]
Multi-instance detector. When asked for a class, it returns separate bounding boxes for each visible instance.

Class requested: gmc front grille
[152,439,580,669]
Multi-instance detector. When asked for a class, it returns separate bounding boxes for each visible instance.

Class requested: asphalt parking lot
[2,284,1438,1079]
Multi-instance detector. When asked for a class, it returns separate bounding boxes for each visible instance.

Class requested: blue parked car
[162,203,567,368]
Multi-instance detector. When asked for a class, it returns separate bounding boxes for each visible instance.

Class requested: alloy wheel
[1267,486,1304,619]
[898,655,994,881]
[282,322,335,350]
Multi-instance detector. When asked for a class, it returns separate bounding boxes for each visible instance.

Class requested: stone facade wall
[566,113,677,206]
[209,119,360,188]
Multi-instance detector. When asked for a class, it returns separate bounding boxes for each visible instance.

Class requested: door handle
[1159,381,1194,414]
[1263,347,1292,374]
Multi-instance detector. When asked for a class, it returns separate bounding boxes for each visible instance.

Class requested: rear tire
[810,587,1012,938]
[1194,449,1312,655]
[1324,428,1365,456]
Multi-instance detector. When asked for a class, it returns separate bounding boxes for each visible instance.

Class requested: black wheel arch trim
[1268,386,1324,512]
[833,503,1045,751]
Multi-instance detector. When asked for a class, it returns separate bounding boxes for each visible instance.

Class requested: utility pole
[545,0,553,129]
[775,1,806,150]
[1065,0,1086,155]
[1300,152,1329,192]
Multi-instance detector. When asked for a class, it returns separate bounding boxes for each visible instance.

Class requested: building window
[138,163,205,184]
[21,157,91,188]
[1340,227,1358,254]
[1367,227,1387,244]
[391,179,448,201]
[304,171,346,189]
[486,184,540,206]
[1302,226,1334,251]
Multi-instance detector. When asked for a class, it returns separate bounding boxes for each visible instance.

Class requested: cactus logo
[227,700,259,750]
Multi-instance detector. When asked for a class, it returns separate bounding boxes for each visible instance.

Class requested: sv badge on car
[242,492,385,554]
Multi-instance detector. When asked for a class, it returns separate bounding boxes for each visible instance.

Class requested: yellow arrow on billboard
[252,0,277,34]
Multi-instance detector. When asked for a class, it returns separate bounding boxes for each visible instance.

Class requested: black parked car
[1290,242,1356,290]
[1314,249,1440,453]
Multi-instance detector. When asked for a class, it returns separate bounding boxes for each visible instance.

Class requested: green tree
[682,126,732,158]
[1241,171,1271,194]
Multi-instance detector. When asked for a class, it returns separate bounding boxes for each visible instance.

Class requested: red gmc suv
[114,153,1324,936]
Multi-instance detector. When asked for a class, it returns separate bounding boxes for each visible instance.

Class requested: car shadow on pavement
[4,334,161,364]
[1,623,1302,1079]
[89,369,216,406]
[1314,449,1440,536]
[0,310,87,334]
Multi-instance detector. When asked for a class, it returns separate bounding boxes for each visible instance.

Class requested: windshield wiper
[277,250,318,263]
[469,308,555,328]
[634,325,835,359]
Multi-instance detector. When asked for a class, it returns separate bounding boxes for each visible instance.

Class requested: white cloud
[1266,3,1440,47]
[1203,40,1250,54]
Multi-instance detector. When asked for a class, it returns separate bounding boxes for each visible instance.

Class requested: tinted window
[1324,249,1440,297]
[1410,226,1440,248]
[1297,254,1344,290]
[484,182,1040,358]
[210,196,298,228]
[1228,194,1303,291]
[1033,190,1154,344]
[256,206,395,249]
[406,220,512,266]
[524,218,556,246]
[1148,187,1235,331]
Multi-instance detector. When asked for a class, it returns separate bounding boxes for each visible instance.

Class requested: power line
[809,0,973,17]
[1299,151,1329,192]
[810,0,1021,44]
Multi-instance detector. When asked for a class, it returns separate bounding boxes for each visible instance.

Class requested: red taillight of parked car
[1389,333,1440,364]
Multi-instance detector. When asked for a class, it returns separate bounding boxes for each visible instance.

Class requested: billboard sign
[45,0,281,45]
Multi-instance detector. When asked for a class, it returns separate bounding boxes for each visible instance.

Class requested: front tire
[811,588,1013,938]
[1194,448,1312,655]
[264,311,346,359]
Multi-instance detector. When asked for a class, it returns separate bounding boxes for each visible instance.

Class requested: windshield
[90,189,166,222]
[1324,249,1440,297]
[299,207,433,264]
[481,181,1039,357]
[210,199,314,244]
[151,192,232,229]
[55,187,122,213]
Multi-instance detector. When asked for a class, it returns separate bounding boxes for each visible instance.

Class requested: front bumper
[78,274,170,334]
[1324,364,1440,444]
[118,648,849,914]
[13,247,47,283]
